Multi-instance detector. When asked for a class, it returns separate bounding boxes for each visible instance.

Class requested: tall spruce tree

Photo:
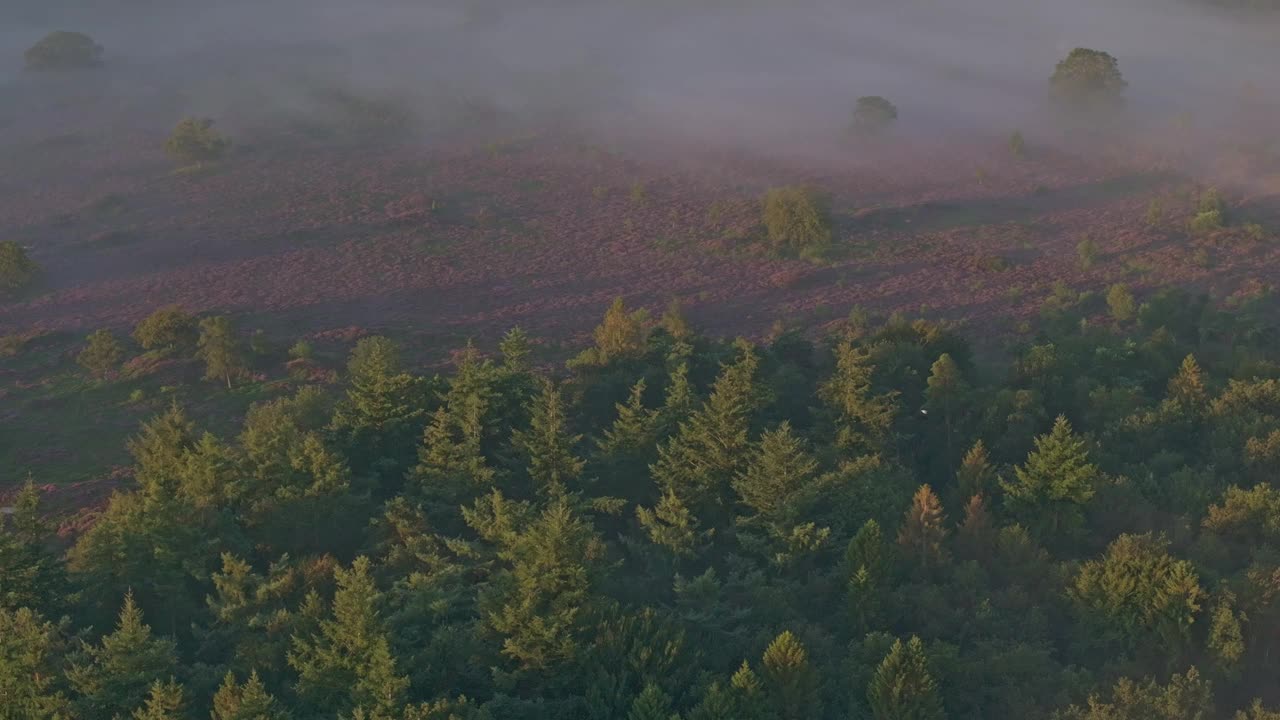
[867,636,944,720]
[212,670,290,720]
[760,631,822,720]
[512,380,587,497]
[819,341,899,456]
[0,606,73,718]
[897,484,949,572]
[67,593,179,720]
[1001,416,1098,543]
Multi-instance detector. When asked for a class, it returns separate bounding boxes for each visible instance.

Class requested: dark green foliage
[761,186,832,257]
[24,31,103,70]
[0,240,39,296]
[6,296,1280,719]
[853,96,899,134]
[1050,48,1127,113]
[166,118,229,166]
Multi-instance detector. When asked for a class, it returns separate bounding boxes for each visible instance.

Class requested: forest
[4,288,1280,720]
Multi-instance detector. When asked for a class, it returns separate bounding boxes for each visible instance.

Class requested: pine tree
[288,557,409,718]
[760,631,822,720]
[0,606,73,718]
[130,678,185,720]
[819,341,898,456]
[212,670,289,720]
[0,479,69,613]
[637,490,708,559]
[956,494,994,559]
[480,497,604,673]
[867,637,944,720]
[127,403,197,497]
[512,380,586,497]
[408,403,495,509]
[733,423,820,524]
[657,363,697,438]
[897,484,950,572]
[598,379,660,457]
[499,326,533,373]
[197,315,245,388]
[1001,416,1098,543]
[330,336,429,480]
[651,344,759,526]
[955,441,994,501]
[924,354,968,464]
[78,329,124,379]
[629,683,680,720]
[846,520,886,633]
[67,592,179,720]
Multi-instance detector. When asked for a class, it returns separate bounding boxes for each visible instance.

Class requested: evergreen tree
[499,326,533,373]
[0,480,69,613]
[760,631,821,720]
[78,329,125,379]
[127,403,197,497]
[330,336,430,481]
[924,353,968,464]
[636,490,708,560]
[955,441,995,501]
[628,683,680,720]
[657,363,697,438]
[593,297,650,364]
[897,484,949,572]
[212,670,290,720]
[407,403,495,511]
[651,343,759,526]
[661,298,693,341]
[0,606,73,718]
[130,678,185,720]
[479,497,604,674]
[512,380,586,497]
[1208,591,1245,677]
[956,494,995,559]
[819,341,898,456]
[197,315,245,388]
[288,557,409,718]
[67,592,179,720]
[867,636,944,720]
[1052,667,1212,720]
[1001,416,1098,543]
[597,379,659,458]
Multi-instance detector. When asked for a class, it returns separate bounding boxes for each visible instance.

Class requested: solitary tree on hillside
[762,186,832,258]
[0,241,39,296]
[197,316,245,388]
[132,305,197,353]
[853,96,899,135]
[78,329,125,379]
[1050,48,1126,113]
[24,31,103,70]
[165,118,229,167]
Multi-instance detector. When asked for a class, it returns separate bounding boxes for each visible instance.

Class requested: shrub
[78,329,124,379]
[289,340,315,361]
[24,31,103,71]
[0,241,39,296]
[1049,48,1126,113]
[132,305,197,352]
[852,96,898,135]
[1076,237,1099,269]
[1145,198,1164,227]
[165,118,228,166]
[762,186,832,257]
[1243,223,1266,242]
[1107,283,1136,322]
[1189,211,1224,236]
[1009,131,1026,158]
[975,254,1012,273]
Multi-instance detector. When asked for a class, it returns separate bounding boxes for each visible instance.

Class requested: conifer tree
[651,344,759,526]
[127,403,197,497]
[819,341,898,456]
[598,379,660,458]
[733,423,820,525]
[0,479,69,612]
[481,497,604,673]
[67,592,179,720]
[512,380,586,497]
[408,403,495,510]
[197,315,245,388]
[846,520,887,633]
[330,336,429,480]
[594,297,650,363]
[897,484,950,572]
[0,606,73,718]
[629,683,680,720]
[760,631,822,720]
[955,441,995,501]
[1001,416,1098,543]
[956,494,995,559]
[637,490,708,559]
[78,328,125,379]
[867,636,944,720]
[288,557,409,718]
[661,298,693,341]
[924,353,968,463]
[211,666,289,717]
[657,363,697,438]
[130,678,185,720]
[499,326,532,373]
